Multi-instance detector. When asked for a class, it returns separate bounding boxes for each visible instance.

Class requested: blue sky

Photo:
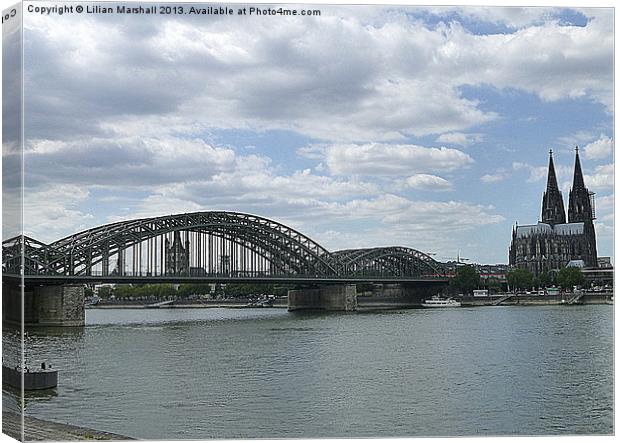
[7,3,614,264]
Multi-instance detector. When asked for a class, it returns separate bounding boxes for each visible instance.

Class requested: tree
[557,267,585,290]
[485,277,502,294]
[507,268,533,291]
[452,265,480,294]
[98,286,112,299]
[538,270,555,287]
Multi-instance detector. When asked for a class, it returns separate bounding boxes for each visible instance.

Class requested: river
[2,305,613,438]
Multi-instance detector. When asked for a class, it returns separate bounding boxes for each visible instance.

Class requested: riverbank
[460,293,612,307]
[87,293,613,310]
[2,411,133,440]
[89,299,288,309]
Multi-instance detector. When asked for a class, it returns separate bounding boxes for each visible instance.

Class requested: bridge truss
[3,211,444,281]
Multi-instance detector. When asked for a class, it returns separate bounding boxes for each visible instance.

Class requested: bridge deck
[4,273,448,285]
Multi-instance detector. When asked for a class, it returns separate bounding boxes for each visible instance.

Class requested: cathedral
[509,148,598,276]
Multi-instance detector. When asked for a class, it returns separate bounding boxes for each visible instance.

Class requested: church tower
[568,146,595,223]
[165,231,190,275]
[567,146,598,267]
[541,150,566,225]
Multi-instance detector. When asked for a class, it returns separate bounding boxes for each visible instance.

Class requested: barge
[3,363,58,390]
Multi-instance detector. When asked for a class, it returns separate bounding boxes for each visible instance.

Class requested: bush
[507,268,533,291]
[557,267,585,289]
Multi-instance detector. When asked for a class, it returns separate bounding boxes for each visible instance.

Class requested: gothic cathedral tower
[541,150,566,225]
[567,147,598,267]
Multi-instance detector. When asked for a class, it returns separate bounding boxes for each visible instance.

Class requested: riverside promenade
[3,411,133,441]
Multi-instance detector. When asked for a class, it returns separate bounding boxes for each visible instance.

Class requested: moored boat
[3,363,58,390]
[421,295,461,308]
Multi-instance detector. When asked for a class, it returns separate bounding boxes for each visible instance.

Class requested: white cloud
[321,143,473,176]
[557,130,598,147]
[23,136,237,188]
[432,6,560,29]
[513,160,579,192]
[584,163,613,191]
[512,162,549,183]
[583,134,613,160]
[22,185,95,242]
[436,132,483,147]
[23,7,613,144]
[481,170,509,183]
[404,174,453,191]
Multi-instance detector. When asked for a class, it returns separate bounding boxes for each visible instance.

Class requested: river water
[2,305,613,438]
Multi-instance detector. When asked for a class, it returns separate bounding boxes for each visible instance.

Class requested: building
[597,257,613,269]
[509,148,598,276]
[165,231,190,275]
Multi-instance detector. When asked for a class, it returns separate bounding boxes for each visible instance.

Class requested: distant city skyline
[6,3,614,264]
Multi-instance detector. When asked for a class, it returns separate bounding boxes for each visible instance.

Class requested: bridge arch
[330,246,442,277]
[12,211,337,277]
[4,212,445,280]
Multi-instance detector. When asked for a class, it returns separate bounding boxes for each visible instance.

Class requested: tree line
[87,283,291,300]
[451,265,585,294]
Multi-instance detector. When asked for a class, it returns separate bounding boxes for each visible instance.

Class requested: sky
[3,2,614,264]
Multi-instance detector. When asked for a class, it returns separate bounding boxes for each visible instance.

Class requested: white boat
[421,295,461,308]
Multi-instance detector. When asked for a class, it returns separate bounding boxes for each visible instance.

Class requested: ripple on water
[3,305,613,439]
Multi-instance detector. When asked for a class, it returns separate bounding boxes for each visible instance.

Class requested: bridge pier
[3,282,85,327]
[354,283,446,309]
[288,284,358,311]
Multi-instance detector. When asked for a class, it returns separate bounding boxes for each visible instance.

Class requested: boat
[3,363,58,390]
[421,295,461,308]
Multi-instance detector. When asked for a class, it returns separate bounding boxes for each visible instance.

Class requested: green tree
[507,268,533,291]
[178,284,213,298]
[98,286,112,299]
[557,267,585,290]
[538,270,555,287]
[485,277,502,294]
[452,265,480,294]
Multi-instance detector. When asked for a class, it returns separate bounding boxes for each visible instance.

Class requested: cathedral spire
[571,146,586,190]
[568,145,594,223]
[545,149,560,191]
[541,149,566,225]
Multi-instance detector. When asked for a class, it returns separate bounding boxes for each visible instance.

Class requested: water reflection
[2,305,613,439]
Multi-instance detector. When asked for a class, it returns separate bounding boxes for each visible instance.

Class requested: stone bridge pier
[288,284,358,311]
[3,282,85,327]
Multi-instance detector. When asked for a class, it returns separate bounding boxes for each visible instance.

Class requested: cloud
[583,134,613,160]
[436,132,483,147]
[512,162,549,182]
[404,174,453,191]
[481,170,509,183]
[23,136,237,188]
[22,185,95,241]
[584,163,613,191]
[557,130,598,147]
[513,160,575,187]
[318,143,473,176]
[23,7,613,145]
[430,6,562,29]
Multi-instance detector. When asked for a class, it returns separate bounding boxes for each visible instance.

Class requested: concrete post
[32,285,85,326]
[102,245,109,277]
[3,283,85,327]
[288,284,357,311]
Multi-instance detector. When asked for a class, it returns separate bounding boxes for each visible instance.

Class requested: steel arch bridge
[330,246,442,277]
[2,211,445,282]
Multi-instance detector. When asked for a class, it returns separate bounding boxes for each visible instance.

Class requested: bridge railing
[5,266,448,281]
